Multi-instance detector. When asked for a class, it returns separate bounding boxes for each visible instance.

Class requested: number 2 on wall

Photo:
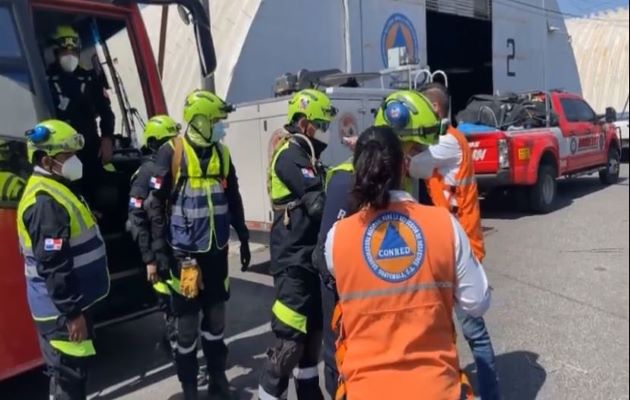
[507,38,516,77]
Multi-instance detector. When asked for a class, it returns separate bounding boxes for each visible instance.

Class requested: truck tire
[599,146,620,185]
[529,164,557,214]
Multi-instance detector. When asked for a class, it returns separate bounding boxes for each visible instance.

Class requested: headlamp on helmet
[375,90,447,146]
[25,120,85,159]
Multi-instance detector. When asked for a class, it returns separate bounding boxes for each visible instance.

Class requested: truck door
[0,0,47,381]
[558,96,605,170]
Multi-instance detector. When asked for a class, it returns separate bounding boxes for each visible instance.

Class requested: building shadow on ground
[464,351,547,400]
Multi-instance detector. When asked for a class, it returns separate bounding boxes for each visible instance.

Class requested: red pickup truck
[458,91,621,213]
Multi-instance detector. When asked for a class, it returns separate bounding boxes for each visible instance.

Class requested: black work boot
[182,382,199,400]
[208,371,232,400]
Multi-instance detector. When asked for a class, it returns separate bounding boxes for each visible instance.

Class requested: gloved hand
[240,241,251,272]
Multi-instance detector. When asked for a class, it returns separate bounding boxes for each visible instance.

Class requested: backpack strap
[171,136,184,183]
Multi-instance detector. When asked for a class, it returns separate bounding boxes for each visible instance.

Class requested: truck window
[0,6,39,143]
[0,137,30,207]
[35,14,149,147]
[0,7,22,58]
[561,98,597,123]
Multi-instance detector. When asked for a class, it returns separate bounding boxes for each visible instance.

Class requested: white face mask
[54,155,83,181]
[212,122,226,142]
[59,55,79,73]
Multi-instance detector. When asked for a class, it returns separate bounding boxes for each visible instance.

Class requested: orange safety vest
[427,127,486,262]
[331,199,462,400]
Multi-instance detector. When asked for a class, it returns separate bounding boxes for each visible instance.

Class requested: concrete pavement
[1,166,628,400]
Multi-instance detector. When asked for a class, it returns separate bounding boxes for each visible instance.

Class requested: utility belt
[272,191,326,227]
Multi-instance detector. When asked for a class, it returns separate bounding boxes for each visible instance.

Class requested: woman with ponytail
[324,126,491,400]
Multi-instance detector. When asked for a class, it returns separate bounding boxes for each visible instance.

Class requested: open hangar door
[426,0,493,115]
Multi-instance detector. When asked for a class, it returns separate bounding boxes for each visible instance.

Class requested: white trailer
[224,83,394,231]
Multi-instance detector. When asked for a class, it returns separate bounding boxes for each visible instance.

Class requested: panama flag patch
[129,197,143,209]
[150,176,163,190]
[44,238,63,251]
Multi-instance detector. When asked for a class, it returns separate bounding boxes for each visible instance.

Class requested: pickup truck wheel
[599,147,620,185]
[529,164,557,214]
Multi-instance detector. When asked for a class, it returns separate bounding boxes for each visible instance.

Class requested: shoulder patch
[44,238,63,251]
[301,168,316,179]
[362,211,425,283]
[129,197,143,209]
[149,176,163,190]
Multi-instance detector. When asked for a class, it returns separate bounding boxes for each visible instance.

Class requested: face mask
[212,122,226,142]
[54,155,83,181]
[187,117,213,148]
[59,54,79,73]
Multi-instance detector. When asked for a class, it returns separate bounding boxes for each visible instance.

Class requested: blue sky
[557,0,628,16]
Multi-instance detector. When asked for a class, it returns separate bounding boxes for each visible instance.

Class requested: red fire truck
[0,0,215,381]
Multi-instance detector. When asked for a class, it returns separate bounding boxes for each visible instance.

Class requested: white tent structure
[566,7,629,113]
[121,0,580,120]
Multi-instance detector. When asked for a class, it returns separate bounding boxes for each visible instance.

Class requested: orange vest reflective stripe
[332,200,460,400]
[427,127,486,261]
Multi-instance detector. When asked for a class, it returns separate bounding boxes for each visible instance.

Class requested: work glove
[180,258,203,299]
[240,241,251,272]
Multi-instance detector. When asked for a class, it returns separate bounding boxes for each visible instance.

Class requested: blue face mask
[212,122,226,142]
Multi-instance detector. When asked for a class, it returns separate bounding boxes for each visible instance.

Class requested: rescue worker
[0,139,26,202]
[18,120,110,400]
[324,125,491,400]
[259,89,336,400]
[408,83,500,400]
[127,115,180,356]
[149,90,250,400]
[314,90,446,397]
[47,25,115,207]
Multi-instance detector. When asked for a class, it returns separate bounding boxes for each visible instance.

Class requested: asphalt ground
[1,165,628,400]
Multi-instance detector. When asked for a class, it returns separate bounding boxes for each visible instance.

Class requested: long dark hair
[350,126,404,210]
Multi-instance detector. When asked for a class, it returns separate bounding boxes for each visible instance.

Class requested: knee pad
[177,314,199,346]
[203,303,226,335]
[266,339,305,378]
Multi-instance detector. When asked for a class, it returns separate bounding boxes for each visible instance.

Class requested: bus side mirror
[605,107,617,123]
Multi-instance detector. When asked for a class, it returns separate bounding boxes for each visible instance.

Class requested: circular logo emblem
[362,212,425,283]
[570,137,578,154]
[338,113,358,142]
[381,13,419,67]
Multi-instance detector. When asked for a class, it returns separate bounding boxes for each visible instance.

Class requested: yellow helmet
[287,89,337,126]
[374,90,446,145]
[141,115,180,147]
[51,25,81,50]
[26,120,84,160]
[183,90,234,124]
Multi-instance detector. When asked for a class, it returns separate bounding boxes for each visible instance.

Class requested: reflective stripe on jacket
[427,127,486,261]
[332,200,460,400]
[17,175,109,321]
[169,137,231,253]
[325,160,353,189]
